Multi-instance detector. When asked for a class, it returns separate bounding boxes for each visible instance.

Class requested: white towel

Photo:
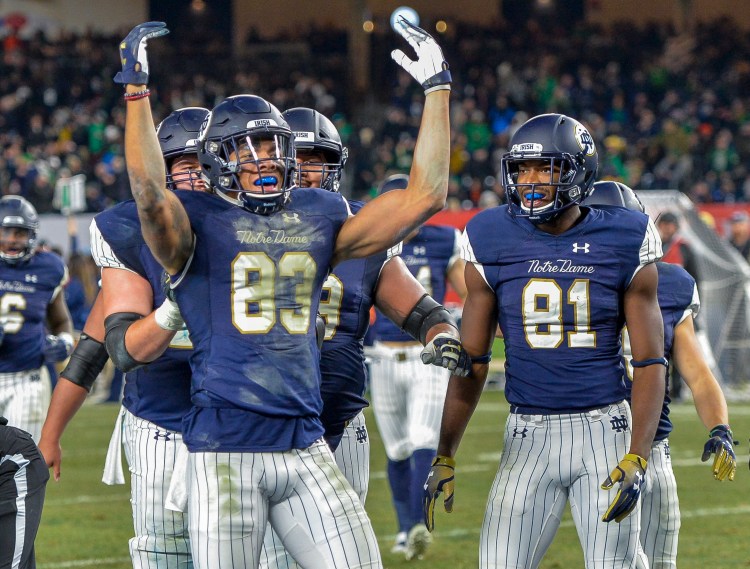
[164,441,189,512]
[102,406,126,485]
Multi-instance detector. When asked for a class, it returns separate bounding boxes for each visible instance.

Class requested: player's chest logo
[609,414,629,433]
[24,273,38,283]
[572,242,590,253]
[412,245,427,256]
[282,212,301,223]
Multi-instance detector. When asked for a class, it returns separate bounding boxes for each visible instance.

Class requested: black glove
[113,21,169,85]
[601,453,647,523]
[420,332,471,377]
[701,424,737,481]
[423,455,455,532]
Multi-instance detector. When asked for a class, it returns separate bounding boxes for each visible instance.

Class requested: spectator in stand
[657,212,700,284]
[727,211,750,261]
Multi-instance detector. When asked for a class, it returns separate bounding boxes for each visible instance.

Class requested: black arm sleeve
[402,293,457,345]
[59,333,110,392]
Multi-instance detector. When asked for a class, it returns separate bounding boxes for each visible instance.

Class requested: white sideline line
[39,557,131,568]
[44,493,130,506]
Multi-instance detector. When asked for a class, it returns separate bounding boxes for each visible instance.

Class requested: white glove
[391,17,452,94]
[153,297,184,331]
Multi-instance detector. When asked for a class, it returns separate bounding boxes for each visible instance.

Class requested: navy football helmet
[377,173,409,194]
[282,107,348,192]
[0,196,39,264]
[157,107,210,191]
[501,113,598,223]
[583,180,645,213]
[198,95,296,215]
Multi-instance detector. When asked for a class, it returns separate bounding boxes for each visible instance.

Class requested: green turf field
[36,391,750,568]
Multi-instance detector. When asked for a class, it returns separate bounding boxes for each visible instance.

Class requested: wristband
[630,357,668,368]
[154,297,184,331]
[124,89,151,101]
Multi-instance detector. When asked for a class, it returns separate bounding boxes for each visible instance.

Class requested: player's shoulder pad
[34,250,67,276]
[656,261,697,307]
[94,199,139,226]
[288,187,350,223]
[463,205,518,264]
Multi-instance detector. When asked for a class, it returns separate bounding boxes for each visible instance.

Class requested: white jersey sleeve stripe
[630,217,663,283]
[447,228,462,271]
[89,218,131,271]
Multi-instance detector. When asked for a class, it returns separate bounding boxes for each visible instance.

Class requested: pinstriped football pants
[480,401,644,568]
[639,439,680,569]
[190,438,381,569]
[368,343,449,461]
[122,410,192,569]
[259,413,372,569]
[0,367,51,443]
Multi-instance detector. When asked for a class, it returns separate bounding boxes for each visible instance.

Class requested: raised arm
[332,20,450,265]
[116,22,192,274]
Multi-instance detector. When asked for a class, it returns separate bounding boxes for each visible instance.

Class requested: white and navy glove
[154,272,184,331]
[391,17,451,94]
[113,21,169,85]
[420,332,471,377]
[43,333,74,363]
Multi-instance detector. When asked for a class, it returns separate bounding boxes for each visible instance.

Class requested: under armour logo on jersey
[413,245,427,256]
[610,414,629,433]
[355,425,368,443]
[282,212,300,223]
[664,442,671,459]
[153,430,172,441]
[512,427,528,438]
[572,242,590,253]
[24,274,38,283]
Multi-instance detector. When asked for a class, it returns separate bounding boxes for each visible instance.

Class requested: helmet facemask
[205,131,297,215]
[295,147,348,192]
[502,153,590,223]
[0,224,36,264]
[166,155,208,192]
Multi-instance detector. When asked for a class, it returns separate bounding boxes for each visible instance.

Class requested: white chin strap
[519,199,555,214]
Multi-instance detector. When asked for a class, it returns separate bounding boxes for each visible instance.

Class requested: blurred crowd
[2,15,750,213]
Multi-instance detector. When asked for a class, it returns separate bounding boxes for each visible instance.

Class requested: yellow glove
[423,455,455,532]
[601,453,647,523]
[701,425,737,481]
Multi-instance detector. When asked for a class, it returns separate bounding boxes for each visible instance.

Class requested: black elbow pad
[104,312,148,373]
[402,293,457,345]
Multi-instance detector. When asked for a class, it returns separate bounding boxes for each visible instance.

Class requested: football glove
[601,453,647,523]
[423,455,455,532]
[420,332,471,377]
[113,21,169,85]
[701,424,737,481]
[391,17,451,94]
[43,333,74,363]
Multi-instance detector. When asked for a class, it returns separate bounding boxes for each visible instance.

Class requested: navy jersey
[318,200,393,440]
[622,262,698,441]
[91,201,192,432]
[462,205,661,410]
[172,189,350,452]
[370,224,461,343]
[0,252,67,373]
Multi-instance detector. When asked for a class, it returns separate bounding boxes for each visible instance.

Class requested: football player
[366,173,466,559]
[424,113,665,568]
[117,17,452,569]
[585,180,736,569]
[38,106,210,569]
[0,195,74,441]
[256,110,469,567]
